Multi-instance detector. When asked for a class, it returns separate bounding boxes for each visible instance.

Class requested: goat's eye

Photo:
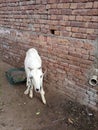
[40,75,42,78]
[38,67,42,70]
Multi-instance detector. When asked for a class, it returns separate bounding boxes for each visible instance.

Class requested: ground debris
[63,100,98,130]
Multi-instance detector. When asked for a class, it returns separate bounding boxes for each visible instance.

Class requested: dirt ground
[0,58,98,130]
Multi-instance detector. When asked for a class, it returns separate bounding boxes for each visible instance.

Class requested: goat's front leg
[24,77,30,95]
[29,86,33,98]
[40,88,46,104]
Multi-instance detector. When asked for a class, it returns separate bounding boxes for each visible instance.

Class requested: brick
[57,3,64,8]
[59,0,72,2]
[85,2,93,8]
[89,9,98,16]
[70,21,85,27]
[63,3,70,8]
[50,4,57,8]
[59,21,70,26]
[77,3,85,8]
[93,1,98,8]
[61,9,72,15]
[49,9,59,15]
[50,25,58,30]
[48,0,58,3]
[73,0,92,2]
[63,15,69,21]
[70,3,77,9]
[87,35,97,40]
[88,22,98,29]
[94,29,98,35]
[76,16,83,21]
[83,43,94,50]
[46,4,51,9]
[68,15,75,21]
[78,28,86,33]
[91,16,98,22]
[71,27,79,32]
[83,16,92,22]
[50,15,56,20]
[60,31,72,37]
[55,31,60,36]
[66,27,71,31]
[87,29,94,34]
[73,9,98,16]
[72,33,87,39]
[56,15,63,20]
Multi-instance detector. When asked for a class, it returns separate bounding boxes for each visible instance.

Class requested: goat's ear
[43,69,47,76]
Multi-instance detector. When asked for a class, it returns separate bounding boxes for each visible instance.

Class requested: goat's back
[24,48,42,69]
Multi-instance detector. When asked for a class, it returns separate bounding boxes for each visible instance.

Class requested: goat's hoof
[43,100,46,105]
[24,90,29,95]
[29,93,33,98]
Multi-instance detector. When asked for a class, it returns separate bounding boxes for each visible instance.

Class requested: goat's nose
[36,88,39,92]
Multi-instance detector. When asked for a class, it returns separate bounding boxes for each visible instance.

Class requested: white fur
[24,48,46,104]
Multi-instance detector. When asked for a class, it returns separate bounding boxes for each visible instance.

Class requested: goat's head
[28,67,44,92]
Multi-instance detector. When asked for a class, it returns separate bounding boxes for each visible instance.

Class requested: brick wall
[0,0,98,110]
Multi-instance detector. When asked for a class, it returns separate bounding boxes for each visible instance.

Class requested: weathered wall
[0,0,98,110]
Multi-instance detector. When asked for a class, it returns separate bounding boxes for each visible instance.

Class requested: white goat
[24,48,46,104]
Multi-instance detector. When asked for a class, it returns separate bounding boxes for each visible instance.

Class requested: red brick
[83,16,92,22]
[71,27,79,32]
[78,28,86,33]
[87,35,97,40]
[55,31,60,36]
[77,3,85,8]
[83,43,94,50]
[70,3,77,9]
[72,33,87,39]
[50,4,57,8]
[60,31,72,37]
[91,16,98,22]
[76,16,83,21]
[93,1,98,8]
[63,3,70,8]
[66,27,71,31]
[85,2,93,8]
[61,9,72,15]
[63,15,69,21]
[88,22,98,29]
[89,9,98,16]
[70,21,85,27]
[68,15,76,21]
[48,0,58,3]
[87,29,94,34]
[72,9,87,15]
[57,3,63,8]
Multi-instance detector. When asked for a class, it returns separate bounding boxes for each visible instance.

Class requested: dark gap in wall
[50,29,55,35]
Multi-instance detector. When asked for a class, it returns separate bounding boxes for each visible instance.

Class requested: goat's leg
[29,86,33,98]
[24,77,30,95]
[40,88,46,104]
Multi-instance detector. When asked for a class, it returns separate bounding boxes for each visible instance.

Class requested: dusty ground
[0,58,98,130]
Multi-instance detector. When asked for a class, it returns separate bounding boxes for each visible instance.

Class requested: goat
[24,48,46,104]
